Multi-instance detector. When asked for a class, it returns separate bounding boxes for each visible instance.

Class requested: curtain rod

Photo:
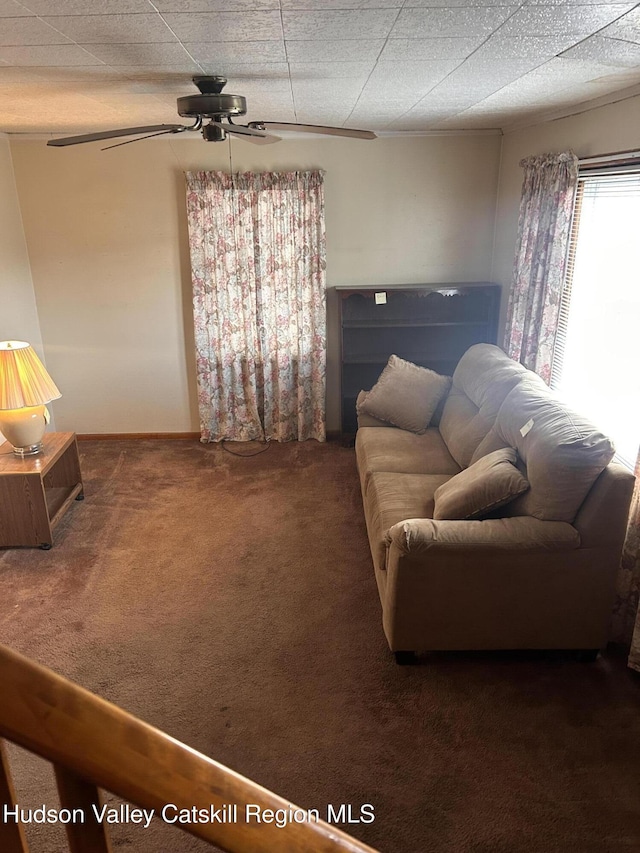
[580,147,640,165]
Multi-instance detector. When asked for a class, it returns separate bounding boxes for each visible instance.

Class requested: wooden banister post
[54,765,113,853]
[0,739,30,853]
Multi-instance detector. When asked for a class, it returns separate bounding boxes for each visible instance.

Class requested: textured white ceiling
[1,0,639,138]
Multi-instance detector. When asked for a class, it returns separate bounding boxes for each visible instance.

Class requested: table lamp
[0,341,61,456]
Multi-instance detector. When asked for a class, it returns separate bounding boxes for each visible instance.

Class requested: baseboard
[77,432,201,441]
[77,431,344,442]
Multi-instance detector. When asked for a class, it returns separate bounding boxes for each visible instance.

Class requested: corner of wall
[0,137,53,439]
[489,131,505,286]
[489,132,509,343]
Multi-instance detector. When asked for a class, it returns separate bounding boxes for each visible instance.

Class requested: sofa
[355,344,635,663]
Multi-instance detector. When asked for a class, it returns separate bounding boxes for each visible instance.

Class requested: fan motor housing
[177,93,246,119]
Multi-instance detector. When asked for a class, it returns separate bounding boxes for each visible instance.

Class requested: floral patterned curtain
[505,150,639,669]
[627,515,640,670]
[503,152,579,384]
[612,449,640,670]
[185,170,326,443]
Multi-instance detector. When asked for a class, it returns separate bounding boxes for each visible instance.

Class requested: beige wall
[492,93,640,334]
[0,136,50,442]
[7,95,640,437]
[10,133,501,434]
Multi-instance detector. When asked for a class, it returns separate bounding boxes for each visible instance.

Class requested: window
[550,167,640,470]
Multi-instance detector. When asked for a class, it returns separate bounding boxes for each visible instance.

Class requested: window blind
[550,168,640,470]
[549,180,583,390]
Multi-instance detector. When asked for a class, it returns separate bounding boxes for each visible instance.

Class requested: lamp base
[12,442,44,457]
[0,405,48,456]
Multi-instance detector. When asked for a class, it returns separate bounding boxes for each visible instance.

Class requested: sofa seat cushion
[496,380,615,522]
[356,426,461,488]
[364,472,452,570]
[439,344,531,467]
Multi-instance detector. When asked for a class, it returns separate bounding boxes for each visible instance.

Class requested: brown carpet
[1,438,640,853]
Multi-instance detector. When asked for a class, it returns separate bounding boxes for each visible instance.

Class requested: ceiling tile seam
[388,0,633,130]
[385,1,532,129]
[556,5,640,59]
[145,0,207,77]
[597,33,640,47]
[585,35,640,47]
[0,14,109,67]
[583,3,640,39]
[1,12,178,33]
[10,0,47,16]
[4,3,204,110]
[469,3,640,120]
[456,46,595,119]
[343,0,410,128]
[8,5,204,83]
[0,11,76,46]
[16,0,162,14]
[432,52,574,128]
[556,34,610,59]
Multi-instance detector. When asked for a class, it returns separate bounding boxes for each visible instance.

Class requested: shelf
[342,320,491,329]
[48,483,84,530]
[334,282,496,293]
[339,283,501,435]
[343,355,454,365]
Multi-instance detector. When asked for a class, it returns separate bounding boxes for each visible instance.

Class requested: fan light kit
[47,76,377,149]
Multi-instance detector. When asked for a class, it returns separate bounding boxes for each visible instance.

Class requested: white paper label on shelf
[520,418,534,437]
[375,292,387,305]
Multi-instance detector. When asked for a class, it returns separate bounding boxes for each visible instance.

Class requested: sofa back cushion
[439,344,529,467]
[494,380,615,522]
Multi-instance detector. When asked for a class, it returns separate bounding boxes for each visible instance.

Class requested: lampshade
[0,341,61,410]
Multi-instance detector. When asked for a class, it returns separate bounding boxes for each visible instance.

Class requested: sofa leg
[576,649,600,662]
[394,650,416,665]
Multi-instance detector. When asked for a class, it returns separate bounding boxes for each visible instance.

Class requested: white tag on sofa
[375,291,387,305]
[520,418,534,437]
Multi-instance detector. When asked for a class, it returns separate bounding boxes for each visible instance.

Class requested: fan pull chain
[228,133,234,183]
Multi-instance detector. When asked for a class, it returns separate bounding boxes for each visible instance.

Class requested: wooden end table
[0,432,84,549]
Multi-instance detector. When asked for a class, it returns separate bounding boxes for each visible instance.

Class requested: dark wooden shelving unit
[336,283,501,435]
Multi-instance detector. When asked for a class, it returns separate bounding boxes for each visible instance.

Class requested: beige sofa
[355,344,635,663]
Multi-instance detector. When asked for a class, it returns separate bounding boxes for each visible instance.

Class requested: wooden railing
[0,644,380,853]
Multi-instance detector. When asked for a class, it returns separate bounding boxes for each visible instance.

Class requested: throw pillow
[357,355,451,434]
[433,448,529,520]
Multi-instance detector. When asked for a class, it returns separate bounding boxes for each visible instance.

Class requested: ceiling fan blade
[101,128,188,150]
[249,121,376,140]
[47,124,187,147]
[224,124,281,145]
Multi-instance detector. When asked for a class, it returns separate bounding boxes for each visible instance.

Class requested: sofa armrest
[573,462,635,548]
[385,516,580,555]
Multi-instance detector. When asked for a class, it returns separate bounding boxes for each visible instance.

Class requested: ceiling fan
[47,75,377,149]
